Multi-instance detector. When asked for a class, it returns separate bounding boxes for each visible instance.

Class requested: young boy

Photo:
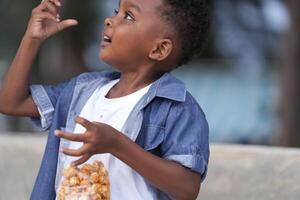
[0,0,210,199]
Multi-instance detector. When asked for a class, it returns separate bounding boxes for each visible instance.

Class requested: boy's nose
[105,17,113,27]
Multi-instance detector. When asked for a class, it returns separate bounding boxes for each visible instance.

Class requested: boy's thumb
[59,19,78,31]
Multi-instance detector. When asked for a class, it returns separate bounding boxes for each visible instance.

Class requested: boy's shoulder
[153,72,203,106]
[145,73,207,123]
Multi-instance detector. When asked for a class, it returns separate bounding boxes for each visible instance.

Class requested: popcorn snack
[58,161,110,200]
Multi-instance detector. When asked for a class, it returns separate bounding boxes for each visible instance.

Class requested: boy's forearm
[0,35,41,112]
[112,131,201,200]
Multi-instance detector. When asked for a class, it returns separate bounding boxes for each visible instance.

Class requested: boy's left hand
[55,116,120,166]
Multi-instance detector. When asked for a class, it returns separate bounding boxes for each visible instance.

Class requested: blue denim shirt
[29,71,209,200]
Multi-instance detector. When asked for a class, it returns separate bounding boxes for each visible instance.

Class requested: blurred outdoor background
[0,0,299,147]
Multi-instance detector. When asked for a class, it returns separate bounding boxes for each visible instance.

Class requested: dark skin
[0,0,201,199]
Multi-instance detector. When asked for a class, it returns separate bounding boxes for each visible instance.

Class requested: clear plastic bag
[57,160,110,200]
[55,127,73,194]
[55,128,110,200]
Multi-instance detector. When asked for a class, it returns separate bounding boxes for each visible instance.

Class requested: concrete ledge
[1,134,300,200]
[0,134,46,200]
[200,144,300,200]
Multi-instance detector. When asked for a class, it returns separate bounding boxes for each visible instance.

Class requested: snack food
[58,160,110,200]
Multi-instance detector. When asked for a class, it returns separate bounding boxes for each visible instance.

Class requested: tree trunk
[280,0,300,146]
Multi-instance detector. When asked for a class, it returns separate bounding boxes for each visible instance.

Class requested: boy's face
[99,0,168,71]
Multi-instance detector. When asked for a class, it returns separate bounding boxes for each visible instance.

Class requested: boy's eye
[113,9,135,22]
[114,9,119,15]
[124,11,135,21]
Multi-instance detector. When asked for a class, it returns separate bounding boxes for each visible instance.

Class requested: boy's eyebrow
[119,0,141,12]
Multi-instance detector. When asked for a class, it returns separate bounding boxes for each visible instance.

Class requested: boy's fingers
[43,1,58,16]
[72,154,91,166]
[55,130,86,142]
[41,0,61,7]
[37,0,55,12]
[37,12,59,22]
[46,19,77,37]
[49,0,62,7]
[59,19,78,30]
[55,0,62,7]
[61,146,88,157]
[75,116,92,130]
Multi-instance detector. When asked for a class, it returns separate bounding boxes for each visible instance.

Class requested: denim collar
[100,71,187,103]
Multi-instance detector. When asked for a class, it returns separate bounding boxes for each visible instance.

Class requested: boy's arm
[0,0,77,117]
[0,36,41,117]
[56,117,202,200]
[113,132,201,200]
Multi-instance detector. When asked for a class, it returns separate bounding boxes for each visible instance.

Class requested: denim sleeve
[162,102,209,181]
[29,82,68,131]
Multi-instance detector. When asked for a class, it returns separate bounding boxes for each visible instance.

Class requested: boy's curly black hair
[160,0,210,66]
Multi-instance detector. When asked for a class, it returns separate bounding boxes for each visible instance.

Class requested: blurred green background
[1,0,299,147]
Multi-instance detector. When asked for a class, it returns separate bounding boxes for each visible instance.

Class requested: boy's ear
[149,39,173,61]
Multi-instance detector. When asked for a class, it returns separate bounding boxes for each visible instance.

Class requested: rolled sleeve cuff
[30,85,54,131]
[165,154,208,182]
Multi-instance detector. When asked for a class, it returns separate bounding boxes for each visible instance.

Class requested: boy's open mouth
[103,35,112,43]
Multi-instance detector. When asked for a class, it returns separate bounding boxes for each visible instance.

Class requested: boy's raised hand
[26,0,78,41]
[55,116,120,166]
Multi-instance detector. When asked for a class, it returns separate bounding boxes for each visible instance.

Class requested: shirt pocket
[140,124,165,151]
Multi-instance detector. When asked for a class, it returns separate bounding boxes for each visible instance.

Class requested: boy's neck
[106,70,164,99]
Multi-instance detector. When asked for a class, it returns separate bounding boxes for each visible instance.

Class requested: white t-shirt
[55,79,157,200]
